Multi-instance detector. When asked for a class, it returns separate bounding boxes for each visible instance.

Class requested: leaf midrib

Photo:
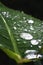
[0,14,21,55]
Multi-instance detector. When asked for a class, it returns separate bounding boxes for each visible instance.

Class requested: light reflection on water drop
[6,12,9,18]
[38,39,41,42]
[24,29,27,31]
[31,45,33,47]
[20,32,33,40]
[25,50,42,59]
[33,31,36,33]
[13,26,17,30]
[23,17,26,20]
[25,54,42,59]
[2,12,6,15]
[38,46,42,49]
[27,20,34,24]
[17,39,20,41]
[30,25,34,30]
[2,12,11,18]
[14,22,16,24]
[31,40,39,45]
[25,50,37,54]
[23,41,26,44]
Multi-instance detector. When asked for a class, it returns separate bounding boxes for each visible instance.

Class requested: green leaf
[0,3,43,63]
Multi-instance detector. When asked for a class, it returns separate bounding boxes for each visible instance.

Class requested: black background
[0,0,43,65]
[0,49,43,65]
[0,0,43,20]
[0,49,35,65]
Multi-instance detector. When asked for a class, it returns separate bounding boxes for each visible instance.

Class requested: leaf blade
[0,3,43,63]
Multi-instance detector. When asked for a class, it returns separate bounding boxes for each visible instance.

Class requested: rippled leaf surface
[0,3,43,62]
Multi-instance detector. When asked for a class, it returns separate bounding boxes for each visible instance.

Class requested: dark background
[0,0,43,20]
[0,49,35,65]
[0,0,43,65]
[0,49,43,65]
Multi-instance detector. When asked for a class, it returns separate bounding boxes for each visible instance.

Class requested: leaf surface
[0,3,43,63]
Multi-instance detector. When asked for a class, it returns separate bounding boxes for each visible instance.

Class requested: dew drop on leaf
[23,17,26,20]
[25,50,37,54]
[31,40,39,45]
[17,39,20,41]
[27,20,34,24]
[20,32,33,40]
[24,29,27,31]
[13,26,17,30]
[2,12,6,15]
[25,54,42,59]
[25,50,42,59]
[38,46,42,49]
[30,25,34,30]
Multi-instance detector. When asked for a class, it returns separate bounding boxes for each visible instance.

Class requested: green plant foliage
[0,3,43,63]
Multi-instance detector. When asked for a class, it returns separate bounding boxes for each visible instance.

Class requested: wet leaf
[0,3,43,63]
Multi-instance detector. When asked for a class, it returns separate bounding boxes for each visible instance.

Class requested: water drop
[19,21,23,23]
[38,39,41,42]
[25,50,42,59]
[25,54,36,59]
[31,45,33,47]
[24,29,27,31]
[6,12,10,18]
[20,32,33,40]
[17,24,20,27]
[28,20,34,24]
[14,22,16,24]
[23,17,26,20]
[38,46,42,48]
[31,40,39,45]
[12,17,15,20]
[33,31,36,33]
[2,12,6,15]
[13,26,17,30]
[14,15,20,19]
[17,39,20,41]
[25,50,37,59]
[2,12,11,18]
[25,54,42,59]
[30,25,34,30]
[37,54,42,58]
[23,41,26,44]
[25,50,37,54]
